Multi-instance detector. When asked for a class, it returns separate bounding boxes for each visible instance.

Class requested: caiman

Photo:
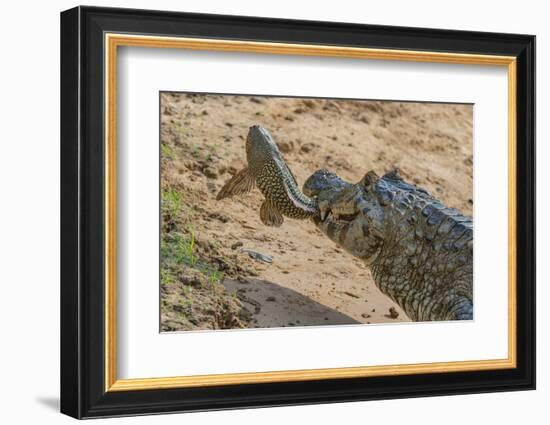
[303,169,473,321]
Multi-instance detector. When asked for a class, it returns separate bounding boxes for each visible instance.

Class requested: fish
[216,125,319,227]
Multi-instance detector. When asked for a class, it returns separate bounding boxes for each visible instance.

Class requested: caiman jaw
[317,199,359,223]
[303,169,356,223]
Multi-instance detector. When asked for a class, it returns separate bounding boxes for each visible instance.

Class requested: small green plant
[161,143,174,159]
[162,188,182,218]
[160,268,174,286]
[173,232,198,266]
[179,293,194,310]
[190,145,200,158]
[160,237,172,260]
[208,270,224,285]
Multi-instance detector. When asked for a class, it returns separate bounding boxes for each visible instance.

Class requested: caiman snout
[303,169,356,223]
[303,169,348,197]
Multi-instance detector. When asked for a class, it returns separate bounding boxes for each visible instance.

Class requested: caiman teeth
[318,201,330,221]
[317,200,359,223]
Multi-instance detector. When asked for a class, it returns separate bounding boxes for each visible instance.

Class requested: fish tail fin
[260,199,284,227]
[216,167,255,200]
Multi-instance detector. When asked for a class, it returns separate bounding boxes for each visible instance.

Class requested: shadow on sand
[223,278,359,328]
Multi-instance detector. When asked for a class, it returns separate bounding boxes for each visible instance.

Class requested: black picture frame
[61,5,535,419]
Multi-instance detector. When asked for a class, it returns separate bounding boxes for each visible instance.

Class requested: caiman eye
[361,170,379,188]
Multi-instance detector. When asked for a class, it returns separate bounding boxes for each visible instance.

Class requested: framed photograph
[60,6,535,419]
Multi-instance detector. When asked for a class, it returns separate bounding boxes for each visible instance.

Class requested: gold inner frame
[104,33,517,392]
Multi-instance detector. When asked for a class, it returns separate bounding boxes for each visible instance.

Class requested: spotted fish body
[217,125,319,226]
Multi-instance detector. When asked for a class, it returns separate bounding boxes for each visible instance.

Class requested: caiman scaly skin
[303,169,473,321]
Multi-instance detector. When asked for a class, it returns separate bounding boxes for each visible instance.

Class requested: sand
[159,93,473,331]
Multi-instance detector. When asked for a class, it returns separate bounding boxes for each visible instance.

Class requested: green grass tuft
[160,268,174,286]
[161,143,175,159]
[208,270,224,285]
[179,232,198,266]
[162,188,183,219]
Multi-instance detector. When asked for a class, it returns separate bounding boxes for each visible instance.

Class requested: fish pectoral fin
[216,167,255,200]
[260,199,284,227]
